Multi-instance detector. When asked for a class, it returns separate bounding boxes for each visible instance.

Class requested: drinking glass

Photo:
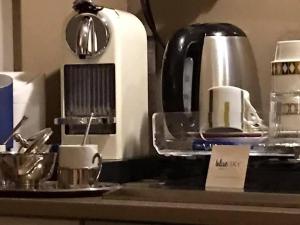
[269,92,300,147]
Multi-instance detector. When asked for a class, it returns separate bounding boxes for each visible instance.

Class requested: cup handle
[243,97,266,130]
[92,153,102,167]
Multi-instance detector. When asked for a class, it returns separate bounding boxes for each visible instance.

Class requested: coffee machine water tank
[56,1,149,161]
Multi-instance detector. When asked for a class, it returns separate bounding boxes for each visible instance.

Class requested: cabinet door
[0,217,80,225]
[84,222,177,225]
[85,222,156,225]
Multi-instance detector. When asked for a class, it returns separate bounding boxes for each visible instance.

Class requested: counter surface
[1,182,300,225]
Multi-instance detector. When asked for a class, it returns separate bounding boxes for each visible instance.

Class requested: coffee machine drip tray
[54,116,116,134]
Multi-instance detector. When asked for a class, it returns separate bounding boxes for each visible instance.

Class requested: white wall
[0,0,13,70]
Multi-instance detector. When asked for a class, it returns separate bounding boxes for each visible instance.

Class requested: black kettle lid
[191,23,246,37]
[73,0,103,14]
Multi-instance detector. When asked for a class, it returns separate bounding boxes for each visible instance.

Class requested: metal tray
[0,181,121,198]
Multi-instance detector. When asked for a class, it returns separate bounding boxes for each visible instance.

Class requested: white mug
[201,86,264,132]
[273,40,300,62]
[58,144,101,169]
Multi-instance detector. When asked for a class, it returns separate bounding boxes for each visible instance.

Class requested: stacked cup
[269,40,300,146]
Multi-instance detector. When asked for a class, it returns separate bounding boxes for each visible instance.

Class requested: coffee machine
[56,0,149,161]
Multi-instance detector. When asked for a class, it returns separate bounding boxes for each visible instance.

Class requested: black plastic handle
[73,0,103,14]
[162,25,206,113]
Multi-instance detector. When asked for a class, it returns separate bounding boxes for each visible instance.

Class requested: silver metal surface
[54,116,116,125]
[66,13,109,58]
[14,133,30,149]
[77,16,96,57]
[82,113,94,145]
[0,181,120,197]
[58,167,102,189]
[22,128,53,153]
[199,36,262,124]
[0,153,57,189]
[14,128,53,153]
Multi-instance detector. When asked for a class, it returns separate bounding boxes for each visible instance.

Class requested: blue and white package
[0,74,13,149]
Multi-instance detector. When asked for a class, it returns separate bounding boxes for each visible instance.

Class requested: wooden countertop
[0,183,300,225]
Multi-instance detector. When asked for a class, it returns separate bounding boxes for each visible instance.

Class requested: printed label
[205,145,250,192]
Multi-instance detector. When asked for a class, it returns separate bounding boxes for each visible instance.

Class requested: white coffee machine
[56,0,149,161]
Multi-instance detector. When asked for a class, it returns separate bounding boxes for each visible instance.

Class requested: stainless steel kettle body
[162,23,261,133]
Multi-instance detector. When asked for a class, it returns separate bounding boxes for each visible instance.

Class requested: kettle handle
[162,25,205,113]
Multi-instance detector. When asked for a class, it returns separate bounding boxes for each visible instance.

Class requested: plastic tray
[152,112,295,158]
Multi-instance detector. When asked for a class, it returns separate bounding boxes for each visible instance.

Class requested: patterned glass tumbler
[269,92,300,147]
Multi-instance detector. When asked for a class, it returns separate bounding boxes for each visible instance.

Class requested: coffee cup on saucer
[200,86,265,133]
[58,144,102,189]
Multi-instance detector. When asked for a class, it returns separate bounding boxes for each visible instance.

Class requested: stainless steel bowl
[0,152,57,189]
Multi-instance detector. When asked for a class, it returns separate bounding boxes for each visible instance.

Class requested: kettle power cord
[140,0,166,49]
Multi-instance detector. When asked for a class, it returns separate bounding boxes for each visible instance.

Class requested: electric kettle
[162,23,261,133]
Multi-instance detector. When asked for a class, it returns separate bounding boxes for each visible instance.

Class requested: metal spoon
[82,112,94,146]
[3,116,28,145]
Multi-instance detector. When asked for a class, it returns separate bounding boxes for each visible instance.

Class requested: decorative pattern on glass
[272,61,300,75]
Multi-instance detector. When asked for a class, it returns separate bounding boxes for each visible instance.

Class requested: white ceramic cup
[201,86,263,132]
[58,144,102,188]
[0,145,5,153]
[58,144,101,169]
[271,40,300,93]
[273,40,300,62]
